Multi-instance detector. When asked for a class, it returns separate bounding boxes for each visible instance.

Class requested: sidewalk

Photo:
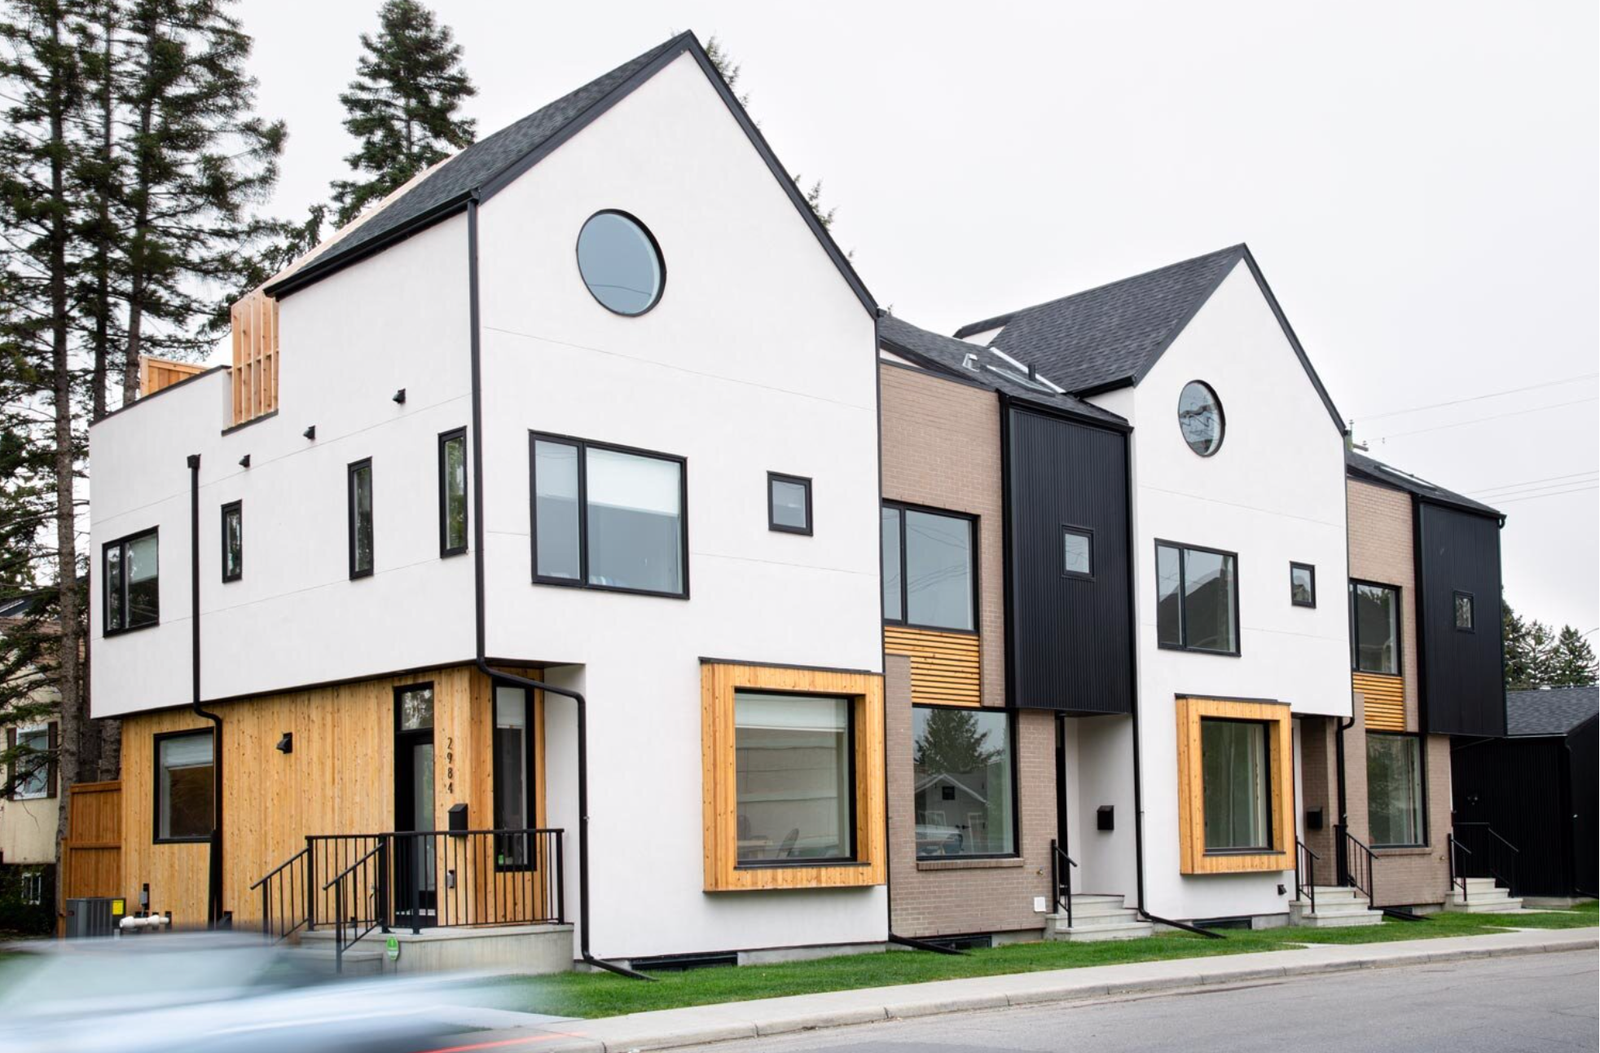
[450,926,1598,1053]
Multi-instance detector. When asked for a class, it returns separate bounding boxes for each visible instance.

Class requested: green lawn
[495,901,1597,1019]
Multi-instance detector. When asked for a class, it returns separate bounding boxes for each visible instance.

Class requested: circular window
[576,211,664,316]
[1177,381,1225,457]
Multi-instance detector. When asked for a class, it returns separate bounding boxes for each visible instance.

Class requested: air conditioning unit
[64,897,118,939]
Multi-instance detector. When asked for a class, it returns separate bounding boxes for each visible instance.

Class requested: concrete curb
[489,928,1599,1053]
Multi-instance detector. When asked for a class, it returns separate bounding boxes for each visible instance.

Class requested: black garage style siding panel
[1416,502,1506,737]
[1004,405,1133,714]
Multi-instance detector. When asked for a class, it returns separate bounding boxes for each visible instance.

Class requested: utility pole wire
[1372,396,1598,442]
[1492,485,1598,505]
[1355,372,1599,422]
[1469,469,1600,495]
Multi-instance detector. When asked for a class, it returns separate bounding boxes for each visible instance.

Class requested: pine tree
[914,709,1000,775]
[331,0,475,226]
[1524,620,1558,687]
[72,0,124,421]
[1549,626,1598,687]
[1503,597,1536,689]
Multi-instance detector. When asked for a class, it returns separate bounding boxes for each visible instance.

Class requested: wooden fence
[58,780,121,933]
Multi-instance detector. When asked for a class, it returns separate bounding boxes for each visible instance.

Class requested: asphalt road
[677,949,1599,1053]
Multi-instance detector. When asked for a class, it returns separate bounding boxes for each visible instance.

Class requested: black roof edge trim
[1237,247,1347,437]
[1345,461,1505,523]
[953,313,1015,339]
[998,390,1133,434]
[1127,246,1246,387]
[1069,375,1138,400]
[89,364,230,427]
[265,192,475,299]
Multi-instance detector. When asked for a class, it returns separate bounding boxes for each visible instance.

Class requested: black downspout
[1335,715,1354,885]
[463,198,649,982]
[187,454,224,927]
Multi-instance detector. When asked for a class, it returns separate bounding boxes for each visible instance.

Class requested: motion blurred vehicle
[0,932,485,1053]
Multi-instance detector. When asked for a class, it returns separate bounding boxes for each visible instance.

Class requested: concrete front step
[1045,894,1155,942]
[1290,887,1384,928]
[1447,890,1524,913]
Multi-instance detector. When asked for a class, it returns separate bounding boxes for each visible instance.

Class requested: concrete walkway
[449,927,1598,1053]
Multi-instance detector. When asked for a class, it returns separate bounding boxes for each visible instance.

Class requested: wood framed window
[221,501,243,583]
[103,527,159,634]
[348,458,374,579]
[439,428,468,557]
[1175,696,1294,874]
[701,660,885,892]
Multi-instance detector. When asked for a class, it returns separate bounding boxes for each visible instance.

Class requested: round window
[576,211,664,316]
[1177,381,1225,457]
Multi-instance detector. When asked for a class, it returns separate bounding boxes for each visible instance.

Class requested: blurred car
[0,931,485,1053]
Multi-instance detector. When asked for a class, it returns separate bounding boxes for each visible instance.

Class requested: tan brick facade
[880,362,1056,937]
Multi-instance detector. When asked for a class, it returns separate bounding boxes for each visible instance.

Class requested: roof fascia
[1126,246,1245,389]
[1237,246,1348,437]
[265,192,474,299]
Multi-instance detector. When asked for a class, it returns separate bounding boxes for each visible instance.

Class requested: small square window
[1290,562,1315,608]
[1062,527,1093,579]
[1454,591,1474,632]
[768,473,812,535]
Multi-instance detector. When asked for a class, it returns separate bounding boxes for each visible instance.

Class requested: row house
[85,34,1520,968]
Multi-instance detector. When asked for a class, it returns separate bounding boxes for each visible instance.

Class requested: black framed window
[154,729,214,843]
[1351,581,1400,674]
[1290,562,1315,608]
[912,706,1016,858]
[881,504,976,633]
[221,502,243,583]
[1367,732,1425,847]
[1200,718,1270,851]
[348,458,374,579]
[494,685,537,869]
[1156,541,1238,654]
[1453,590,1475,633]
[439,428,468,557]
[531,432,686,598]
[1061,527,1093,580]
[103,528,159,634]
[768,472,812,535]
[734,691,853,864]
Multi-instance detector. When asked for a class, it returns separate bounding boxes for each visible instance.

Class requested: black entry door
[394,684,437,926]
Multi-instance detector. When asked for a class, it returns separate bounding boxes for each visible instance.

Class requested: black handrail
[1334,824,1377,909]
[1447,832,1471,904]
[324,839,387,974]
[249,846,310,943]
[1295,839,1319,916]
[1453,822,1520,897]
[1049,839,1077,929]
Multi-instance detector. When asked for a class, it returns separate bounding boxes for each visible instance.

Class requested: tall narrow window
[1367,733,1425,846]
[530,433,686,597]
[881,504,976,632]
[494,686,536,868]
[221,502,243,582]
[155,730,214,842]
[103,529,159,633]
[1200,718,1269,851]
[734,691,853,864]
[1290,562,1315,608]
[1156,542,1238,654]
[1351,582,1399,674]
[1061,527,1093,579]
[8,724,53,800]
[439,429,468,557]
[348,458,373,579]
[1453,591,1475,632]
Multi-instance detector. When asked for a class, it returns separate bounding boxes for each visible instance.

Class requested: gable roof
[952,244,1345,433]
[266,33,873,314]
[1346,449,1504,520]
[1505,685,1598,737]
[878,313,1127,428]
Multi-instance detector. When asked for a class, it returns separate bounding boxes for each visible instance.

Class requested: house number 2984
[445,736,455,794]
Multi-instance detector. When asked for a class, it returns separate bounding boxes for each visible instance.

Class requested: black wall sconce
[448,803,468,835]
[393,388,406,405]
[275,732,293,755]
[238,454,251,469]
[302,425,316,441]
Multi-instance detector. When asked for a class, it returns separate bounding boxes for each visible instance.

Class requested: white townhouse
[88,32,887,970]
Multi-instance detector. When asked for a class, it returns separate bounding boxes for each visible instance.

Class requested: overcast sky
[237,0,1599,634]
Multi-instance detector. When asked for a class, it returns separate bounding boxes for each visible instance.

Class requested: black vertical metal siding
[1569,717,1598,896]
[1004,406,1132,714]
[1451,736,1575,897]
[1416,503,1506,737]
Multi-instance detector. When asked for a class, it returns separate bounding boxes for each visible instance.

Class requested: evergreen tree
[1503,597,1535,689]
[1524,620,1558,687]
[914,709,1000,775]
[1549,626,1598,686]
[73,0,123,420]
[331,0,475,226]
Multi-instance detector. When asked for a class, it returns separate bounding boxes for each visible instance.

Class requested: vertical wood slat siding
[1353,672,1406,731]
[119,665,547,930]
[59,780,124,925]
[883,626,981,707]
[137,357,208,397]
[1174,697,1295,875]
[229,288,278,426]
[701,662,886,892]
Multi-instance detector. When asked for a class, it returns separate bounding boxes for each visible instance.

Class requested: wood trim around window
[700,660,885,892]
[1174,696,1294,875]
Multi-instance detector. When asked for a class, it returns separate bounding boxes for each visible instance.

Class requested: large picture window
[155,730,214,843]
[1351,581,1400,674]
[439,428,468,557]
[531,433,686,597]
[1201,719,1270,851]
[103,528,159,634]
[1367,733,1425,847]
[735,692,853,864]
[1156,541,1238,654]
[881,504,976,632]
[912,706,1015,858]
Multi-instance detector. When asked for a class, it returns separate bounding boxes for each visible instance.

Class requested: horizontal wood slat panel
[138,357,207,397]
[884,626,981,707]
[1354,673,1406,731]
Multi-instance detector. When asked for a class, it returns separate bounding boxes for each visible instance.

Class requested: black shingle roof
[952,244,1345,433]
[1506,685,1598,736]
[1346,449,1504,519]
[878,314,1127,427]
[265,33,872,312]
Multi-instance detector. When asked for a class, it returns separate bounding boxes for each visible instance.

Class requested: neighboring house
[1330,451,1511,912]
[88,32,884,968]
[1453,686,1597,902]
[0,597,59,931]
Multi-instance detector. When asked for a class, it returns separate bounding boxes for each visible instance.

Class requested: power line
[1493,484,1598,505]
[1370,396,1598,442]
[1356,372,1599,422]
[1470,469,1600,495]
[1477,477,1600,501]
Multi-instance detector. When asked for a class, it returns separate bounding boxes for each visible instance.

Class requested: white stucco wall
[471,53,882,959]
[1097,260,1350,920]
